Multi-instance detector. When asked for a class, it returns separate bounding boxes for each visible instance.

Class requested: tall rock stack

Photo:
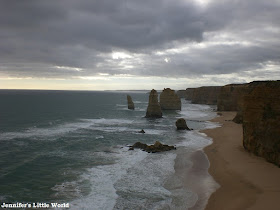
[127,95,135,110]
[160,88,181,110]
[242,81,280,166]
[145,89,162,118]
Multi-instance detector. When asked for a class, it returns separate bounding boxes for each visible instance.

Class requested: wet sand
[202,112,280,210]
[172,147,218,210]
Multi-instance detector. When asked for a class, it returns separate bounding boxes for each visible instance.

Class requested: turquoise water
[0,90,217,209]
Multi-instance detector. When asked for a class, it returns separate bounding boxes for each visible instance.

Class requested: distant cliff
[216,83,255,123]
[185,88,195,100]
[160,88,181,110]
[176,90,187,98]
[217,84,246,111]
[242,81,280,166]
[191,86,221,105]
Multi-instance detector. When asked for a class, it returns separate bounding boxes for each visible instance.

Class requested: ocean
[0,90,219,210]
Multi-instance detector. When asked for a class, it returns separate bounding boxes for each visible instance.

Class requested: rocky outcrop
[242,81,280,166]
[175,118,190,130]
[138,129,145,133]
[145,89,162,118]
[191,86,221,105]
[160,88,181,110]
[127,95,135,110]
[129,141,176,153]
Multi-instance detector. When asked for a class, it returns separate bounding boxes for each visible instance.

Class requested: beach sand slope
[203,112,280,210]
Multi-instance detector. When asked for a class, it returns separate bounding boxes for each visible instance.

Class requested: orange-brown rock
[232,84,256,123]
[160,88,181,110]
[127,95,135,110]
[242,81,280,166]
[217,83,257,123]
[217,84,246,111]
[191,86,221,105]
[145,89,162,118]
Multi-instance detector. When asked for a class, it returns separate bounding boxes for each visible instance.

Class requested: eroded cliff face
[216,83,255,123]
[217,84,246,111]
[185,88,195,100]
[160,88,181,110]
[242,81,280,166]
[191,86,221,105]
[176,90,187,98]
[145,89,162,118]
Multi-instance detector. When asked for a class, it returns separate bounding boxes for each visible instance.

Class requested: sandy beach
[203,112,280,210]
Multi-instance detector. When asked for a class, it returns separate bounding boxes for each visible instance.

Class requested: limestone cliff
[242,81,280,166]
[232,84,255,123]
[217,84,247,111]
[145,89,162,118]
[185,88,195,100]
[160,88,181,110]
[191,86,221,105]
[176,90,187,98]
[127,95,135,110]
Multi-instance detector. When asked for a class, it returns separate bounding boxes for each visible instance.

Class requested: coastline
[202,111,280,210]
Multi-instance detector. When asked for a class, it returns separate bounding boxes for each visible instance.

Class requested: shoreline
[202,111,280,210]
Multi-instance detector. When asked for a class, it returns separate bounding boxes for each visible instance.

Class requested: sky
[0,0,280,90]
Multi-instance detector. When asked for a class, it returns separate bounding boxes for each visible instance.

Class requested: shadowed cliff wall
[242,81,280,166]
[191,86,221,105]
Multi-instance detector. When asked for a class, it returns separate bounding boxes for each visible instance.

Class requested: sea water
[0,90,219,209]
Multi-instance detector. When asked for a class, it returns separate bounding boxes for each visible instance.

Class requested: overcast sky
[0,0,280,90]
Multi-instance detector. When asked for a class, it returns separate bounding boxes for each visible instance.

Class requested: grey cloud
[0,0,280,81]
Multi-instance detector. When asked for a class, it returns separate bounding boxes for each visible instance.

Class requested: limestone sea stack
[145,89,162,118]
[127,95,135,110]
[176,118,190,130]
[160,88,181,110]
[242,81,280,166]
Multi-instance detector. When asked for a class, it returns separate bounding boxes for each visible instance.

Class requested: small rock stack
[127,95,135,110]
[175,118,190,130]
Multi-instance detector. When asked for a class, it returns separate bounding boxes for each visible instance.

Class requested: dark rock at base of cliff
[130,141,176,153]
[232,113,243,124]
[176,118,190,130]
[127,95,135,110]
